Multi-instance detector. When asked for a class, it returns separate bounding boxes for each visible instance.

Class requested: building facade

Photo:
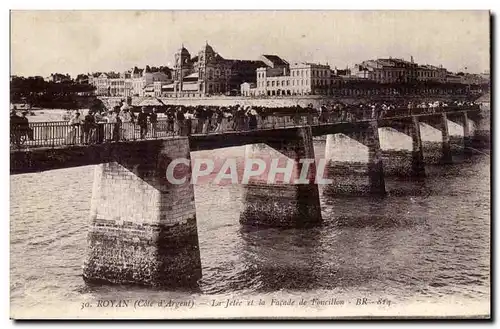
[165,43,270,97]
[89,68,171,97]
[254,62,339,96]
[352,58,419,84]
[416,64,447,83]
[351,57,455,85]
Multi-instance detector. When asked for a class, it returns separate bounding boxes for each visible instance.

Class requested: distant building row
[46,42,489,98]
[241,56,490,97]
[82,43,282,98]
[84,67,172,97]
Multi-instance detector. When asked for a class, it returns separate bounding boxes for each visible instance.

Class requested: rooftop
[261,54,289,67]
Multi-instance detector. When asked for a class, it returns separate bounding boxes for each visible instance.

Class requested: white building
[254,62,334,96]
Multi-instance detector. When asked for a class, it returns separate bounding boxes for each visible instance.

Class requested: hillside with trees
[10,76,97,109]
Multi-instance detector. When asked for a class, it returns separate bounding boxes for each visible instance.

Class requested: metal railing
[9,105,478,150]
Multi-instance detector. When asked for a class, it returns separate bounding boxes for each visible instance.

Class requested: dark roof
[179,46,190,56]
[133,67,144,74]
[106,72,121,79]
[335,69,350,75]
[261,54,289,67]
[229,60,267,69]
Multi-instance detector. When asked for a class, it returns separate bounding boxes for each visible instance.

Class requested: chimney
[411,55,414,63]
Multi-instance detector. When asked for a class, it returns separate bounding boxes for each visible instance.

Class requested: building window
[267,81,270,87]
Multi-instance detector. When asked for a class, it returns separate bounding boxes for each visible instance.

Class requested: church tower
[197,42,218,95]
[174,45,191,93]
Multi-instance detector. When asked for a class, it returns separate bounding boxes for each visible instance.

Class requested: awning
[143,84,154,92]
[182,83,199,91]
[162,83,175,90]
[137,98,165,107]
[184,72,199,79]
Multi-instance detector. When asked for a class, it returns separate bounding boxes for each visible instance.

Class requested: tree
[10,75,96,109]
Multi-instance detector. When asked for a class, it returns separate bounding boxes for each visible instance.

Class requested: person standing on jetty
[214,108,224,133]
[233,105,245,131]
[246,106,258,131]
[176,107,185,135]
[19,112,33,140]
[184,109,195,136]
[10,108,23,146]
[67,111,83,144]
[82,110,95,144]
[150,108,158,138]
[104,109,117,141]
[120,101,133,140]
[137,107,149,139]
[111,106,122,142]
[166,108,175,135]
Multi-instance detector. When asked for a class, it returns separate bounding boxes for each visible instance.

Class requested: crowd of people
[10,98,479,146]
[60,102,265,144]
[61,104,158,144]
[313,99,479,123]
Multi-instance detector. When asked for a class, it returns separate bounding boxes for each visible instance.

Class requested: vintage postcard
[9,10,490,319]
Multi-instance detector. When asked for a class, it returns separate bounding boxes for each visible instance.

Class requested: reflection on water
[10,141,490,314]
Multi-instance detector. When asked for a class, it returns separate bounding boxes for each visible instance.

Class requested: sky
[10,10,490,78]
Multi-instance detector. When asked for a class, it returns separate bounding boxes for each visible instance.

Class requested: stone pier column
[410,117,426,177]
[367,120,386,195]
[323,121,386,195]
[440,113,453,164]
[463,111,473,153]
[83,138,202,287]
[239,126,322,228]
[472,105,490,148]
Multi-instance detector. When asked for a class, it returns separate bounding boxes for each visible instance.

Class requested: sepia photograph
[8,10,491,319]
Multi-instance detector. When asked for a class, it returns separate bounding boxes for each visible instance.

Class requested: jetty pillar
[440,113,453,164]
[462,112,473,153]
[366,120,386,194]
[82,138,201,287]
[239,126,322,227]
[323,120,386,195]
[410,117,426,177]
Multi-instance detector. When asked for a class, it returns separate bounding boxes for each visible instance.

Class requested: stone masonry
[323,120,386,195]
[378,117,425,177]
[420,113,453,164]
[239,126,322,227]
[82,138,202,287]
